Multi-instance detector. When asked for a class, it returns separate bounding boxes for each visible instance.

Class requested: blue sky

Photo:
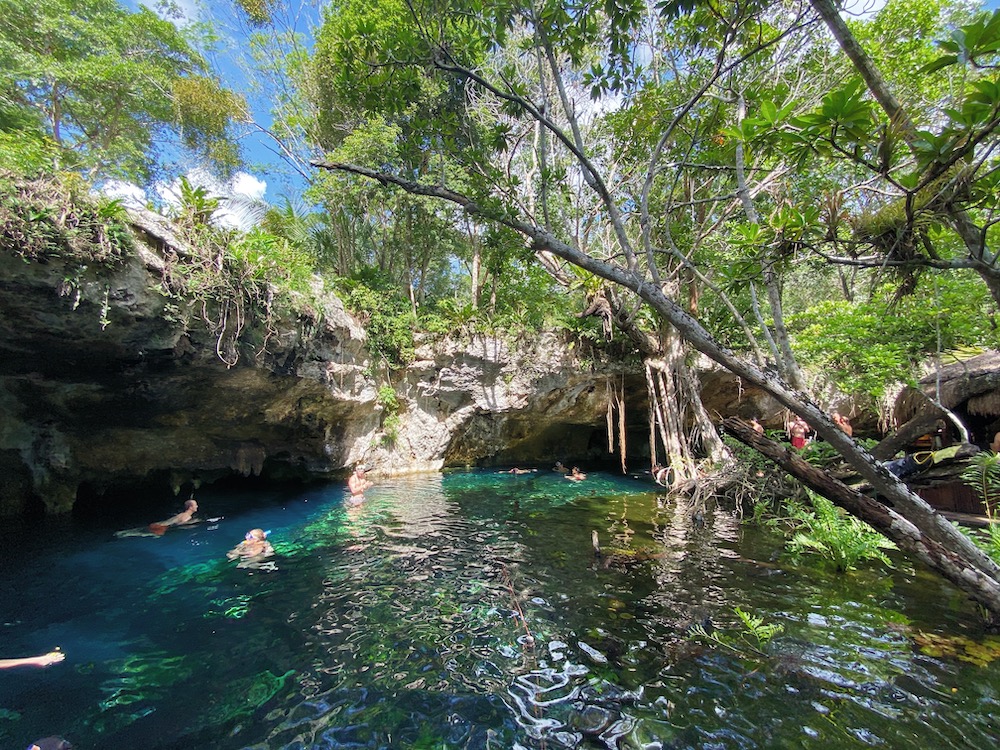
[115,0,321,214]
[125,0,1000,214]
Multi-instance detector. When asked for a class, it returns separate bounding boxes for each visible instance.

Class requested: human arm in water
[0,650,65,669]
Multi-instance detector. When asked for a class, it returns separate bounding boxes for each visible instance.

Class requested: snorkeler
[0,650,65,669]
[148,497,198,535]
[227,528,274,563]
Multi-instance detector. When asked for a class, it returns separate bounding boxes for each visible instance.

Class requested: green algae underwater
[1,469,999,749]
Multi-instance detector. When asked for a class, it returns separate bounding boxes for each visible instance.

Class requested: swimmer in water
[227,528,274,563]
[148,497,198,535]
[347,465,373,500]
[565,466,587,481]
[27,738,73,750]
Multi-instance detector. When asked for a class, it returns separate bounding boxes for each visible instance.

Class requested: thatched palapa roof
[895,351,1000,424]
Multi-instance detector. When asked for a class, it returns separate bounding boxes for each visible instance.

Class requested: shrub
[785,492,895,572]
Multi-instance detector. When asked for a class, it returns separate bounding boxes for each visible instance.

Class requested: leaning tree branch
[312,158,1000,618]
[724,417,1000,623]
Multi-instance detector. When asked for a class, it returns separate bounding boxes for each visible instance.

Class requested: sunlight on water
[1,469,999,749]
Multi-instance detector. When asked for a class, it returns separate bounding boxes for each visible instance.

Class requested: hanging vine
[605,376,630,474]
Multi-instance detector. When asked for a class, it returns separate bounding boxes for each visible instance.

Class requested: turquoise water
[1,469,999,749]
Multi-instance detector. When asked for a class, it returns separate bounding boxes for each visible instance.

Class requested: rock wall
[0,215,658,516]
[0,198,795,517]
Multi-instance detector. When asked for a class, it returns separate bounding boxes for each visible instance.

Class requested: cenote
[2,469,1000,749]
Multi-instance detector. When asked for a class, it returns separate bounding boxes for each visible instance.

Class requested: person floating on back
[148,497,198,536]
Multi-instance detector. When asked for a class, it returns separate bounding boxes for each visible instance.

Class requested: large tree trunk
[645,328,730,485]
[724,417,1000,625]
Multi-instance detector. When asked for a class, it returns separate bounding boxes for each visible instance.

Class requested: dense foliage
[0,172,132,265]
[0,0,246,183]
[6,0,1000,400]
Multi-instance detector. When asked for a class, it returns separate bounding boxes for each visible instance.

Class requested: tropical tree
[789,0,1000,307]
[305,0,1000,621]
[0,0,247,182]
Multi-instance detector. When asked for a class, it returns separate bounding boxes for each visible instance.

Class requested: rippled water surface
[2,470,1000,749]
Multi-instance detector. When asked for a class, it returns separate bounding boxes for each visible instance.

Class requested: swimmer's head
[355,465,367,475]
[246,528,266,541]
[185,499,198,511]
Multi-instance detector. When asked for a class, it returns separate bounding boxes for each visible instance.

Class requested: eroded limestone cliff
[0,173,800,518]
[0,203,664,515]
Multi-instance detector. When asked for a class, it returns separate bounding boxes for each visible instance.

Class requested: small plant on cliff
[0,173,132,264]
[376,384,402,445]
[338,278,415,369]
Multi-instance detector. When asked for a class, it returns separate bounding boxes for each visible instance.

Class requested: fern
[786,491,895,572]
[961,452,1000,519]
[960,453,1000,564]
[688,607,784,658]
[734,606,784,648]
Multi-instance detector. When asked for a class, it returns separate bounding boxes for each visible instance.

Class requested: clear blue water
[1,469,999,749]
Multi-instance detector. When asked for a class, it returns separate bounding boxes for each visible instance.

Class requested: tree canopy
[0,0,248,182]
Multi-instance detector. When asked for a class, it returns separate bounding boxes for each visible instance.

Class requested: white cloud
[215,172,268,231]
[100,180,148,208]
[229,173,267,202]
[155,168,269,231]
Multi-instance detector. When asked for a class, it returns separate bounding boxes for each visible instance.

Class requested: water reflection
[1,471,998,749]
